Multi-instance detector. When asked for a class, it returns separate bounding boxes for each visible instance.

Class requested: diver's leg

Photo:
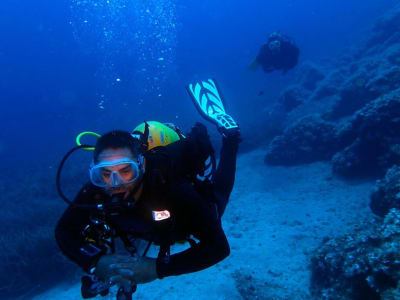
[186,78,240,216]
[213,130,241,217]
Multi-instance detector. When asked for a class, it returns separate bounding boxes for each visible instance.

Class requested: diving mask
[269,40,281,52]
[89,156,144,188]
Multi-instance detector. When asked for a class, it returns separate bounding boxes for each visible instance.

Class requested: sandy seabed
[33,149,374,300]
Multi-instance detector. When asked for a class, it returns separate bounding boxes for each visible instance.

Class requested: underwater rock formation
[332,64,400,119]
[386,44,400,66]
[331,138,371,177]
[275,63,325,113]
[328,3,400,120]
[310,209,400,300]
[264,115,338,165]
[370,165,400,218]
[264,4,400,176]
[279,85,310,112]
[368,66,400,96]
[329,69,380,119]
[363,3,400,54]
[265,87,400,176]
[296,62,325,91]
[311,69,346,101]
[332,90,400,177]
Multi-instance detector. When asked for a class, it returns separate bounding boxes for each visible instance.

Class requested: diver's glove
[95,254,158,285]
[95,254,137,285]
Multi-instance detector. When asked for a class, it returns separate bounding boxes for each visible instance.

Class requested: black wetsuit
[55,130,239,279]
[256,37,300,73]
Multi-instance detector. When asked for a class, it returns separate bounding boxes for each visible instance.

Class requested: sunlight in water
[69,0,178,98]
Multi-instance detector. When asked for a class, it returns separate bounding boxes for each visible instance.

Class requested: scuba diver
[249,32,300,74]
[55,79,241,299]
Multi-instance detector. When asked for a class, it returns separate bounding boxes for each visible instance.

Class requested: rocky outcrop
[279,85,310,112]
[363,4,400,53]
[329,69,380,119]
[332,90,400,177]
[263,4,400,182]
[370,165,400,218]
[296,62,325,91]
[264,115,338,165]
[310,209,400,300]
[311,70,346,101]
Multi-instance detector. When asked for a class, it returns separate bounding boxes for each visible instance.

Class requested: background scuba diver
[249,32,300,74]
[55,80,241,299]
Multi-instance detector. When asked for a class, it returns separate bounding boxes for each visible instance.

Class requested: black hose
[56,144,94,208]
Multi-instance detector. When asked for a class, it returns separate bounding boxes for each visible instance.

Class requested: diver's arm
[156,181,230,278]
[54,184,107,273]
[156,222,229,278]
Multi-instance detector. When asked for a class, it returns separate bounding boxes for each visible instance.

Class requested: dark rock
[311,70,346,101]
[263,5,400,178]
[296,62,325,91]
[386,44,400,66]
[265,115,339,165]
[332,90,400,177]
[279,85,310,112]
[365,4,400,51]
[329,70,380,119]
[310,209,400,299]
[370,165,400,218]
[312,85,338,102]
[367,66,400,98]
[349,89,400,136]
[332,138,382,178]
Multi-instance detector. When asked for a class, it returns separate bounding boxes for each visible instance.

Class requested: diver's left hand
[111,257,158,284]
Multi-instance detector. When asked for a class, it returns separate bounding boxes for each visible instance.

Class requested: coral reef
[370,165,400,218]
[329,64,400,120]
[279,85,310,112]
[266,85,400,177]
[363,3,400,54]
[311,70,345,101]
[329,69,380,119]
[332,90,400,177]
[264,115,338,165]
[296,62,325,91]
[263,4,400,181]
[310,209,400,300]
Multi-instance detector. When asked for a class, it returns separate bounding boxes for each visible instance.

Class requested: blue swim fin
[186,78,238,131]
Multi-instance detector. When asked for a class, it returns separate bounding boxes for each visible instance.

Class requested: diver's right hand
[94,254,138,285]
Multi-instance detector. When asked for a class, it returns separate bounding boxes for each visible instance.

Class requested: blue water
[0,0,397,298]
[0,0,395,165]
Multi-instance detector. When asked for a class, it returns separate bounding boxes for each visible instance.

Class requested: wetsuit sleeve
[156,180,230,278]
[281,42,300,71]
[256,44,273,67]
[54,184,107,273]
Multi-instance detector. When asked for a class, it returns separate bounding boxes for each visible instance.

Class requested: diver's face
[97,147,141,195]
[269,40,281,52]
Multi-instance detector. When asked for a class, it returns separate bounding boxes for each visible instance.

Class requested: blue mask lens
[89,157,142,188]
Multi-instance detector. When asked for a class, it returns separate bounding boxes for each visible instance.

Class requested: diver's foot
[218,126,242,143]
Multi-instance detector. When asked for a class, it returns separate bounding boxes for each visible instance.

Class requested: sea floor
[33,149,375,300]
